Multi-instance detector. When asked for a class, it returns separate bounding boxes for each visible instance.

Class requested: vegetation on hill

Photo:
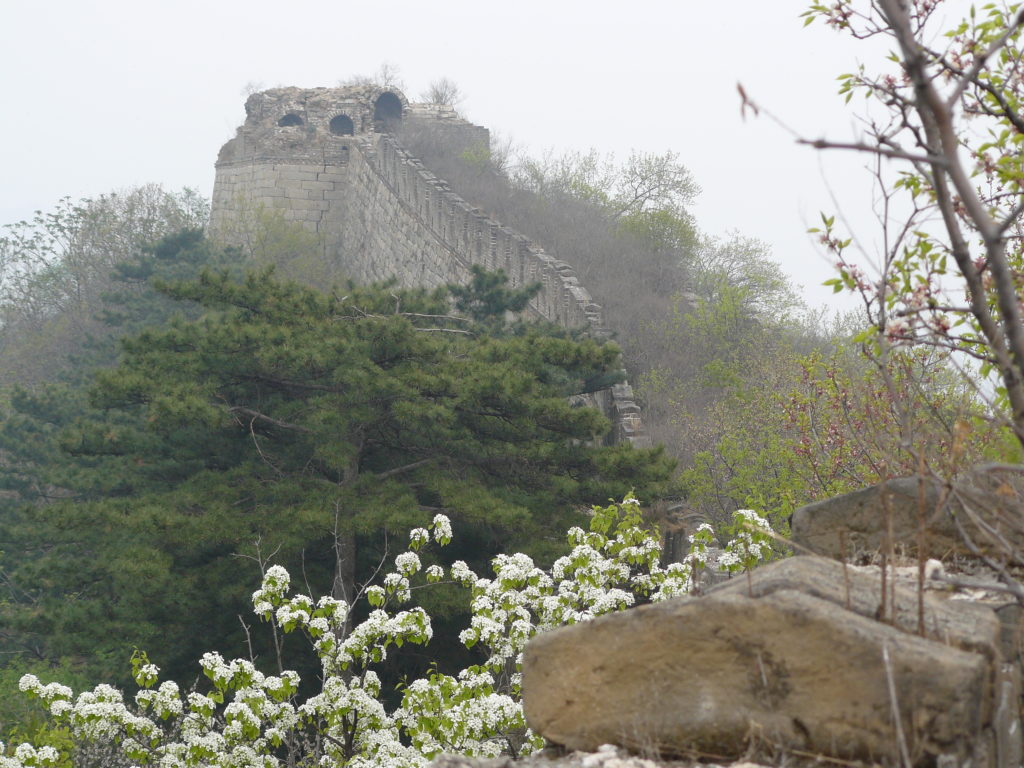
[0,224,671,698]
[399,116,1005,527]
[0,186,209,390]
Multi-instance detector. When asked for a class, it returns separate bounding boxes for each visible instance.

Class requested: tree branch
[375,458,435,480]
[877,0,1024,441]
[228,406,313,433]
[797,138,944,165]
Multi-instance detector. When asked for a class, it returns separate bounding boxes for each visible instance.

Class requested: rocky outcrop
[522,556,1022,767]
[789,477,957,560]
[790,467,1024,562]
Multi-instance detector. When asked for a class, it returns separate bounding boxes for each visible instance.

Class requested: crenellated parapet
[366,135,608,333]
[209,86,649,447]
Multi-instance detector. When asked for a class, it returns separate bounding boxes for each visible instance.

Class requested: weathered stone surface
[522,556,1010,766]
[429,745,769,768]
[790,468,1024,562]
[709,555,1003,660]
[789,477,958,560]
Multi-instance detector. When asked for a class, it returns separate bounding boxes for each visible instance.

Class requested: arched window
[373,92,403,131]
[278,113,303,127]
[329,114,355,136]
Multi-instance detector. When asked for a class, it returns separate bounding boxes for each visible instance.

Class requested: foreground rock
[522,556,1022,767]
[431,745,771,768]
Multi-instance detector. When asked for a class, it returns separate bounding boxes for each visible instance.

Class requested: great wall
[208,85,648,448]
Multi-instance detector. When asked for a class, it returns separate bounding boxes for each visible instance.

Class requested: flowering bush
[0,501,775,768]
[718,509,774,576]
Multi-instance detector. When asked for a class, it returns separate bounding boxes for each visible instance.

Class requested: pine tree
[0,244,673,684]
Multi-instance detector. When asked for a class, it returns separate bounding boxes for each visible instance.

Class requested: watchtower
[210,86,409,242]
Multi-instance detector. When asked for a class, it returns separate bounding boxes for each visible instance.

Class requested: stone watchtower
[211,86,400,255]
[209,85,486,269]
[209,86,648,447]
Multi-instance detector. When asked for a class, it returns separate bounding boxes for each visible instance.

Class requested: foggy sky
[1,0,923,309]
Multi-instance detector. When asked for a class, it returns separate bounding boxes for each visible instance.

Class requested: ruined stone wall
[209,87,647,447]
[210,157,350,235]
[345,134,647,447]
[320,136,469,289]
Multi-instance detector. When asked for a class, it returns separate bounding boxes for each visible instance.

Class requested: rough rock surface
[789,477,958,560]
[710,556,1004,659]
[790,467,1024,561]
[522,556,1020,766]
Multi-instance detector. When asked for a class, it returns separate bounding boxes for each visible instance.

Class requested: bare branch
[996,198,1024,239]
[414,327,475,335]
[798,138,945,165]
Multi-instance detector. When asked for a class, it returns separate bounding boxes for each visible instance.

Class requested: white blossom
[394,551,422,576]
[1,496,773,768]
[431,514,452,543]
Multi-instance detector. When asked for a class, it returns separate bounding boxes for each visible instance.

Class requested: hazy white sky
[1,0,918,308]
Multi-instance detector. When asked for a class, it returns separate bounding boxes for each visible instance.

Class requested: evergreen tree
[0,246,672,685]
[0,230,243,686]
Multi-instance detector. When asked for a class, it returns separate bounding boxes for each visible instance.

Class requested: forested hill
[0,188,673,700]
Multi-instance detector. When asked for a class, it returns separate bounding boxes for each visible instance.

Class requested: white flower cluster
[0,503,774,768]
[408,527,430,549]
[252,564,291,617]
[11,662,300,768]
[431,514,452,544]
[718,509,774,575]
[397,669,529,760]
[0,743,60,768]
[401,514,452,551]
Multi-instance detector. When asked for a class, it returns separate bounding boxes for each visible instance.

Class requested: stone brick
[273,163,321,174]
[277,170,318,182]
[286,198,328,211]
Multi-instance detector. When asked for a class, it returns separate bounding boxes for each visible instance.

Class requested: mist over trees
[0,186,209,388]
[399,112,1006,526]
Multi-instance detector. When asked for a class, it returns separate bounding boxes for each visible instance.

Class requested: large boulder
[789,477,957,560]
[522,556,1020,767]
[790,467,1024,562]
